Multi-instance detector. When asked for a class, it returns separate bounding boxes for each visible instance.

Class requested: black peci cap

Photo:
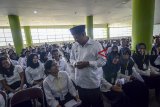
[70,25,85,35]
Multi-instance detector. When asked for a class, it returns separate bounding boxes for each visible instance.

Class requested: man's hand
[130,76,135,80]
[75,95,81,102]
[75,61,89,69]
[111,85,122,92]
[56,104,61,107]
[150,71,159,77]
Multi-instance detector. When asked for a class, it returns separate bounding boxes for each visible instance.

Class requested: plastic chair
[10,87,45,107]
[0,90,7,107]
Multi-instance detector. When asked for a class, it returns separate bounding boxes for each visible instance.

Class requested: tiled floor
[149,90,160,107]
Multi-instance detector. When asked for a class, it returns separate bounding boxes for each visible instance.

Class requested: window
[21,29,26,44]
[30,28,74,43]
[0,28,26,46]
[110,27,132,37]
[153,24,160,36]
[93,28,106,39]
[3,28,13,46]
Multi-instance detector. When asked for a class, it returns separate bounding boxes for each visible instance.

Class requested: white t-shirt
[0,65,23,85]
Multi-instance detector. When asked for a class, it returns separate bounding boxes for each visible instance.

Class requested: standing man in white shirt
[70,25,106,107]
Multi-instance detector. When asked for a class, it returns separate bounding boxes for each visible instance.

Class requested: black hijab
[27,54,39,69]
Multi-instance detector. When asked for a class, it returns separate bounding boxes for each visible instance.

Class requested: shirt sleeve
[25,68,34,85]
[117,71,130,82]
[134,64,150,76]
[18,58,25,69]
[70,43,77,67]
[89,42,106,67]
[43,80,59,107]
[64,61,72,76]
[101,78,112,90]
[16,65,23,73]
[41,64,46,79]
[0,74,4,81]
[150,62,160,75]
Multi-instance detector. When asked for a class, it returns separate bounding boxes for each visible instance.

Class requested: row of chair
[0,87,45,107]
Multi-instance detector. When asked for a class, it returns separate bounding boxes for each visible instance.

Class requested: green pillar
[106,24,110,40]
[86,16,93,39]
[132,0,155,52]
[8,15,23,55]
[24,26,33,47]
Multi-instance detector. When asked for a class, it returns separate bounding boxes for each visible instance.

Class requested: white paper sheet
[64,99,81,107]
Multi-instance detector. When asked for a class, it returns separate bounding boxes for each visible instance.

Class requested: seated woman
[25,54,45,87]
[0,57,25,94]
[118,47,149,107]
[103,46,129,107]
[43,60,80,107]
[132,43,160,100]
[104,46,120,84]
[150,40,160,73]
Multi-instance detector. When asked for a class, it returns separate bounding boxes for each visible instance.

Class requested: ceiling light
[34,11,37,14]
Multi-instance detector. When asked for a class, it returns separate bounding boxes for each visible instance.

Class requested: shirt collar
[86,38,94,45]
[49,72,62,81]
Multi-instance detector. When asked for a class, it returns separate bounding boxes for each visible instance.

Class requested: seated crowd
[0,25,160,107]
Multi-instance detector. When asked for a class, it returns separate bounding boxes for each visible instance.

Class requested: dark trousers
[142,75,160,100]
[103,91,130,107]
[122,80,149,107]
[55,93,76,107]
[9,81,21,90]
[77,86,104,107]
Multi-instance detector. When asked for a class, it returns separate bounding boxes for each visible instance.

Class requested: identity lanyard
[125,61,129,76]
[125,60,129,71]
[142,55,145,64]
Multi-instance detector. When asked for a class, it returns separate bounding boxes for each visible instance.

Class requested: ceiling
[0,0,159,26]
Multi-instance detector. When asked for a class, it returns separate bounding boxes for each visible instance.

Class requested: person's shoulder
[132,52,137,57]
[43,75,50,85]
[59,71,68,77]
[70,43,78,51]
[39,62,44,67]
[90,39,100,45]
[129,57,135,64]
[25,66,31,72]
[90,39,103,49]
[14,65,22,70]
[72,42,78,48]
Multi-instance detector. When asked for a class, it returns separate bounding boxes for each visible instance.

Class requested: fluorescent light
[34,11,37,14]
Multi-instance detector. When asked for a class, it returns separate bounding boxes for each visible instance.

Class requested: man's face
[73,33,84,45]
